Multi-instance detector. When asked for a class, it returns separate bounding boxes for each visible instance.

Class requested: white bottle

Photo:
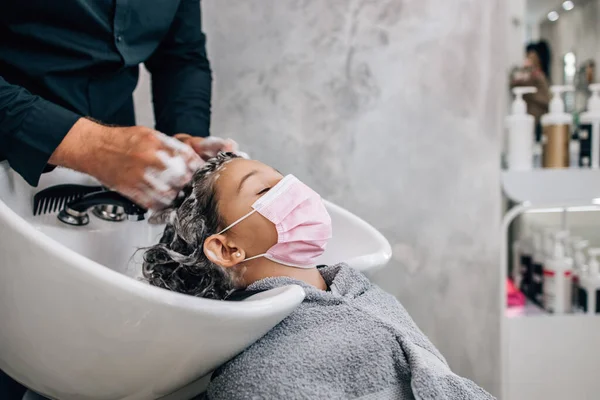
[506,87,537,170]
[571,239,589,312]
[543,231,573,314]
[532,142,543,168]
[511,237,521,288]
[530,230,546,304]
[512,224,533,290]
[579,248,600,314]
[569,139,580,168]
[579,84,600,169]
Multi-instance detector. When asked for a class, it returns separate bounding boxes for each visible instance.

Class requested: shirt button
[115,35,122,42]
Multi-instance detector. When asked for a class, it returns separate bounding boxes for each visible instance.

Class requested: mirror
[509,0,598,113]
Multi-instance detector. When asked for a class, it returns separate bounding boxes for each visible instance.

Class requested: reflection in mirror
[564,51,576,111]
[508,0,599,127]
[523,0,599,113]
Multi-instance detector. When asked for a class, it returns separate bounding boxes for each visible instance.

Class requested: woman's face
[213,158,283,258]
[525,50,541,70]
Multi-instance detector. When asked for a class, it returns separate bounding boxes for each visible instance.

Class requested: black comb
[33,184,104,216]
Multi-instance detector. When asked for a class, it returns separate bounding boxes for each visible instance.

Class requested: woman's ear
[204,234,245,268]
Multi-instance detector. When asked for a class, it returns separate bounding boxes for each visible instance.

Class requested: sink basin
[0,162,392,399]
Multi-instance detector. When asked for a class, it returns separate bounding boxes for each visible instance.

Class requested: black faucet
[58,190,147,226]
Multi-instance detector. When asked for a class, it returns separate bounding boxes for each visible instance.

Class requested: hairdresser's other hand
[49,118,202,210]
[174,134,249,160]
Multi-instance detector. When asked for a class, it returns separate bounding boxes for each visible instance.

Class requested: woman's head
[143,152,285,298]
[525,40,551,79]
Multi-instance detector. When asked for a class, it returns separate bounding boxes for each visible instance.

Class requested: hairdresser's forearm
[49,118,109,174]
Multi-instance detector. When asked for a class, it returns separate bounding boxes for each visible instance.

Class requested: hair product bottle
[506,87,537,170]
[578,248,600,314]
[569,139,580,168]
[513,224,533,292]
[542,231,573,314]
[571,239,589,312]
[530,230,546,304]
[541,86,575,168]
[578,84,600,169]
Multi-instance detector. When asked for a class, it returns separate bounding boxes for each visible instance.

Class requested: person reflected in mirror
[510,41,552,142]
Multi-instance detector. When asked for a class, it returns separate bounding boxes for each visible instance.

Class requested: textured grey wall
[135,0,505,394]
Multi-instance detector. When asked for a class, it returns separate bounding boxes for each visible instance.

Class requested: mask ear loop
[218,209,257,234]
[242,253,267,262]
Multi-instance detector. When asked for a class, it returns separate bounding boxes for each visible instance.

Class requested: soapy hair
[142,152,239,299]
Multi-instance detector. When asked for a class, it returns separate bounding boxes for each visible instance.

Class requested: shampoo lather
[541,85,574,168]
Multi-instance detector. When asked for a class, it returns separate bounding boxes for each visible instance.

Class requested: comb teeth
[33,184,103,216]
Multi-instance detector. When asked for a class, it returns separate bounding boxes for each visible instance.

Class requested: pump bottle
[579,84,600,168]
[570,239,589,312]
[529,230,545,304]
[513,224,533,292]
[542,231,573,314]
[578,248,600,314]
[512,224,533,293]
[541,85,575,168]
[506,87,537,170]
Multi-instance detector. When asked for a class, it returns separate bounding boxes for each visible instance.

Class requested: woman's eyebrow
[237,170,258,193]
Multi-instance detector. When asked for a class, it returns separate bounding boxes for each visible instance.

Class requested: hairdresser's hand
[49,118,203,210]
[174,134,249,160]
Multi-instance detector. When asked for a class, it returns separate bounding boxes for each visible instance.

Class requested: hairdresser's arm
[145,0,211,139]
[0,75,80,186]
[49,119,202,210]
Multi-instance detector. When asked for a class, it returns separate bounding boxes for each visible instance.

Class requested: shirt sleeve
[0,76,81,186]
[145,0,212,138]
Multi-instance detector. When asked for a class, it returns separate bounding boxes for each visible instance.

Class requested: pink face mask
[218,175,332,269]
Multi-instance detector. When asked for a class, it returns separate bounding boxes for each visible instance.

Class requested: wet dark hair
[526,40,551,80]
[142,152,240,299]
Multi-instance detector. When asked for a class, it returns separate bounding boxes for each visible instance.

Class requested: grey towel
[207,264,495,400]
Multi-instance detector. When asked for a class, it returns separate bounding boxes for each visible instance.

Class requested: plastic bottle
[512,224,533,291]
[541,86,575,168]
[506,87,537,170]
[578,248,600,314]
[532,142,543,168]
[511,236,521,289]
[579,84,600,169]
[571,239,589,312]
[569,139,580,168]
[542,231,573,314]
[529,230,545,304]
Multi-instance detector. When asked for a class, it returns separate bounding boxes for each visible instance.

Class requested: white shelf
[505,314,600,400]
[505,300,546,318]
[501,170,600,399]
[502,169,600,204]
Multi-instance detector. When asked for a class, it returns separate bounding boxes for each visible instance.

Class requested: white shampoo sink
[0,162,391,400]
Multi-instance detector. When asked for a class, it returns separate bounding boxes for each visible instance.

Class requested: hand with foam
[49,119,203,210]
[174,134,249,160]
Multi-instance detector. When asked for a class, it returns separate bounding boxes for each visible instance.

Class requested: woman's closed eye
[257,187,271,195]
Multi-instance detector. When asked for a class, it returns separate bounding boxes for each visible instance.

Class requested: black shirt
[0,0,212,186]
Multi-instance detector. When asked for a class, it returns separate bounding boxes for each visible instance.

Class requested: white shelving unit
[502,169,600,204]
[501,169,600,400]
